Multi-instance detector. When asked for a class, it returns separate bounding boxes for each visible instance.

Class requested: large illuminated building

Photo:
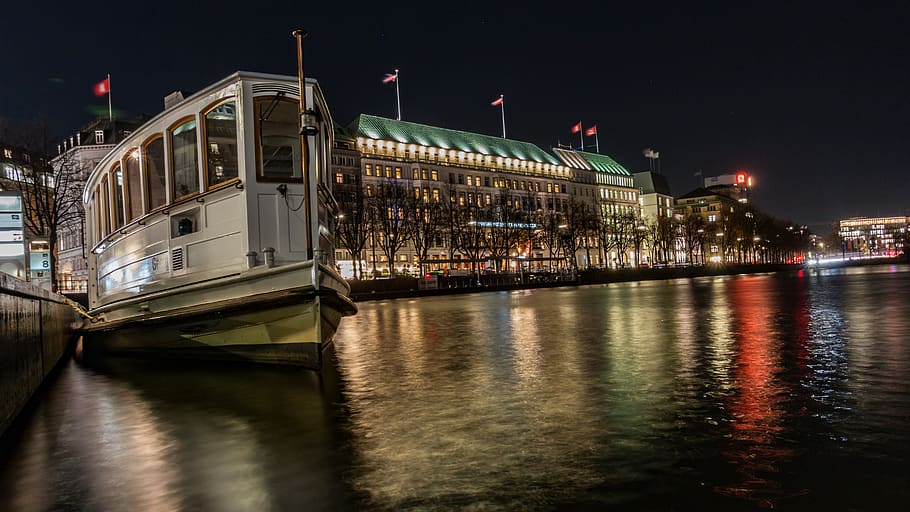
[331,114,640,275]
[839,215,909,256]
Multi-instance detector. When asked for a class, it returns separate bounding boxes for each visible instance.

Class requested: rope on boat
[60,294,98,321]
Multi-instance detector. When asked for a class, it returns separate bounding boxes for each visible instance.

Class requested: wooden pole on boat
[293,28,314,261]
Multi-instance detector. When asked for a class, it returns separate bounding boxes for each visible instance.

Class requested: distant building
[675,187,740,224]
[633,171,674,221]
[703,171,752,205]
[0,144,54,286]
[53,117,145,293]
[839,215,909,256]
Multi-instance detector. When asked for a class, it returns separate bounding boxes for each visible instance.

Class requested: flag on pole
[382,72,398,83]
[93,77,110,96]
[490,96,503,106]
[570,121,582,134]
[585,125,597,136]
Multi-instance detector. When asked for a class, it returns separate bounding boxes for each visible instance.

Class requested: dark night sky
[3,1,909,234]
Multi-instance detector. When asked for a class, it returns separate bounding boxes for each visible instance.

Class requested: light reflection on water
[334,266,910,510]
[1,265,909,510]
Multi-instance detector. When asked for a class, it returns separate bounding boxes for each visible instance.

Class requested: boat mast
[293,28,315,261]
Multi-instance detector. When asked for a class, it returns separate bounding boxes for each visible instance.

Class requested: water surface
[2,265,909,510]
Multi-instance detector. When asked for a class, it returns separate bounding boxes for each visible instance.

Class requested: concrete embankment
[347,263,805,301]
[1,273,78,439]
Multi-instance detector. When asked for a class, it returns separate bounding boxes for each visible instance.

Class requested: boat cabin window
[90,189,100,244]
[204,100,239,189]
[254,96,301,182]
[124,148,142,221]
[111,164,125,230]
[144,135,167,210]
[100,177,110,238]
[170,117,200,200]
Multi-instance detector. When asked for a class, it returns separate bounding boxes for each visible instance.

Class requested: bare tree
[3,120,83,291]
[335,171,368,278]
[410,192,446,276]
[368,178,414,276]
[483,189,526,272]
[454,199,488,274]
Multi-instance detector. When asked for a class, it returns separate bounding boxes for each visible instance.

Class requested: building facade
[331,114,640,276]
[52,118,143,292]
[839,215,909,256]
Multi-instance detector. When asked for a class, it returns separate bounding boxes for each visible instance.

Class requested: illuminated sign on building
[0,192,26,279]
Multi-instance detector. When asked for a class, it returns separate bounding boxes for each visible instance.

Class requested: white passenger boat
[79,68,356,370]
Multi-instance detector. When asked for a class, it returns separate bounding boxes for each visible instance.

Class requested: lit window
[95,130,104,144]
[204,100,238,189]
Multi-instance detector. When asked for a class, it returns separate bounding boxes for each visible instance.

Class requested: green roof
[575,150,631,175]
[551,148,631,176]
[350,114,561,165]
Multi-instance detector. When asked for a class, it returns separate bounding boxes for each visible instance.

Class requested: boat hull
[80,265,356,370]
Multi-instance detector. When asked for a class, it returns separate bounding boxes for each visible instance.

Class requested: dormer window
[95,130,104,144]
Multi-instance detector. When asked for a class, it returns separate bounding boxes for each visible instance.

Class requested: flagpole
[499,94,506,138]
[595,131,599,153]
[579,123,584,151]
[394,69,401,120]
[107,74,113,123]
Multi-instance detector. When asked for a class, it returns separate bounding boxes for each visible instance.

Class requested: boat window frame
[168,115,202,204]
[142,133,168,213]
[201,97,240,192]
[123,147,143,222]
[99,175,111,239]
[109,162,125,231]
[253,94,304,184]
[91,188,101,245]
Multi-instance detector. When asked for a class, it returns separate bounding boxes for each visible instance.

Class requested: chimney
[76,132,81,146]
[164,91,186,110]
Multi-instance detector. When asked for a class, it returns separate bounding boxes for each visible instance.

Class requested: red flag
[382,72,397,83]
[490,96,503,106]
[93,77,110,96]
[585,125,597,136]
[570,122,582,134]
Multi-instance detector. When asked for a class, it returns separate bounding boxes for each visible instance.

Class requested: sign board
[0,193,26,279]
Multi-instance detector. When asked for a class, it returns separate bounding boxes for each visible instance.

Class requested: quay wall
[1,273,77,438]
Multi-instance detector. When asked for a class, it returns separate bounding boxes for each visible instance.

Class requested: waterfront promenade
[347,256,906,301]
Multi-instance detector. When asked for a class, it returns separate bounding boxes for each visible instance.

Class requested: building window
[335,173,344,183]
[708,214,717,222]
[431,170,438,181]
[95,130,104,144]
